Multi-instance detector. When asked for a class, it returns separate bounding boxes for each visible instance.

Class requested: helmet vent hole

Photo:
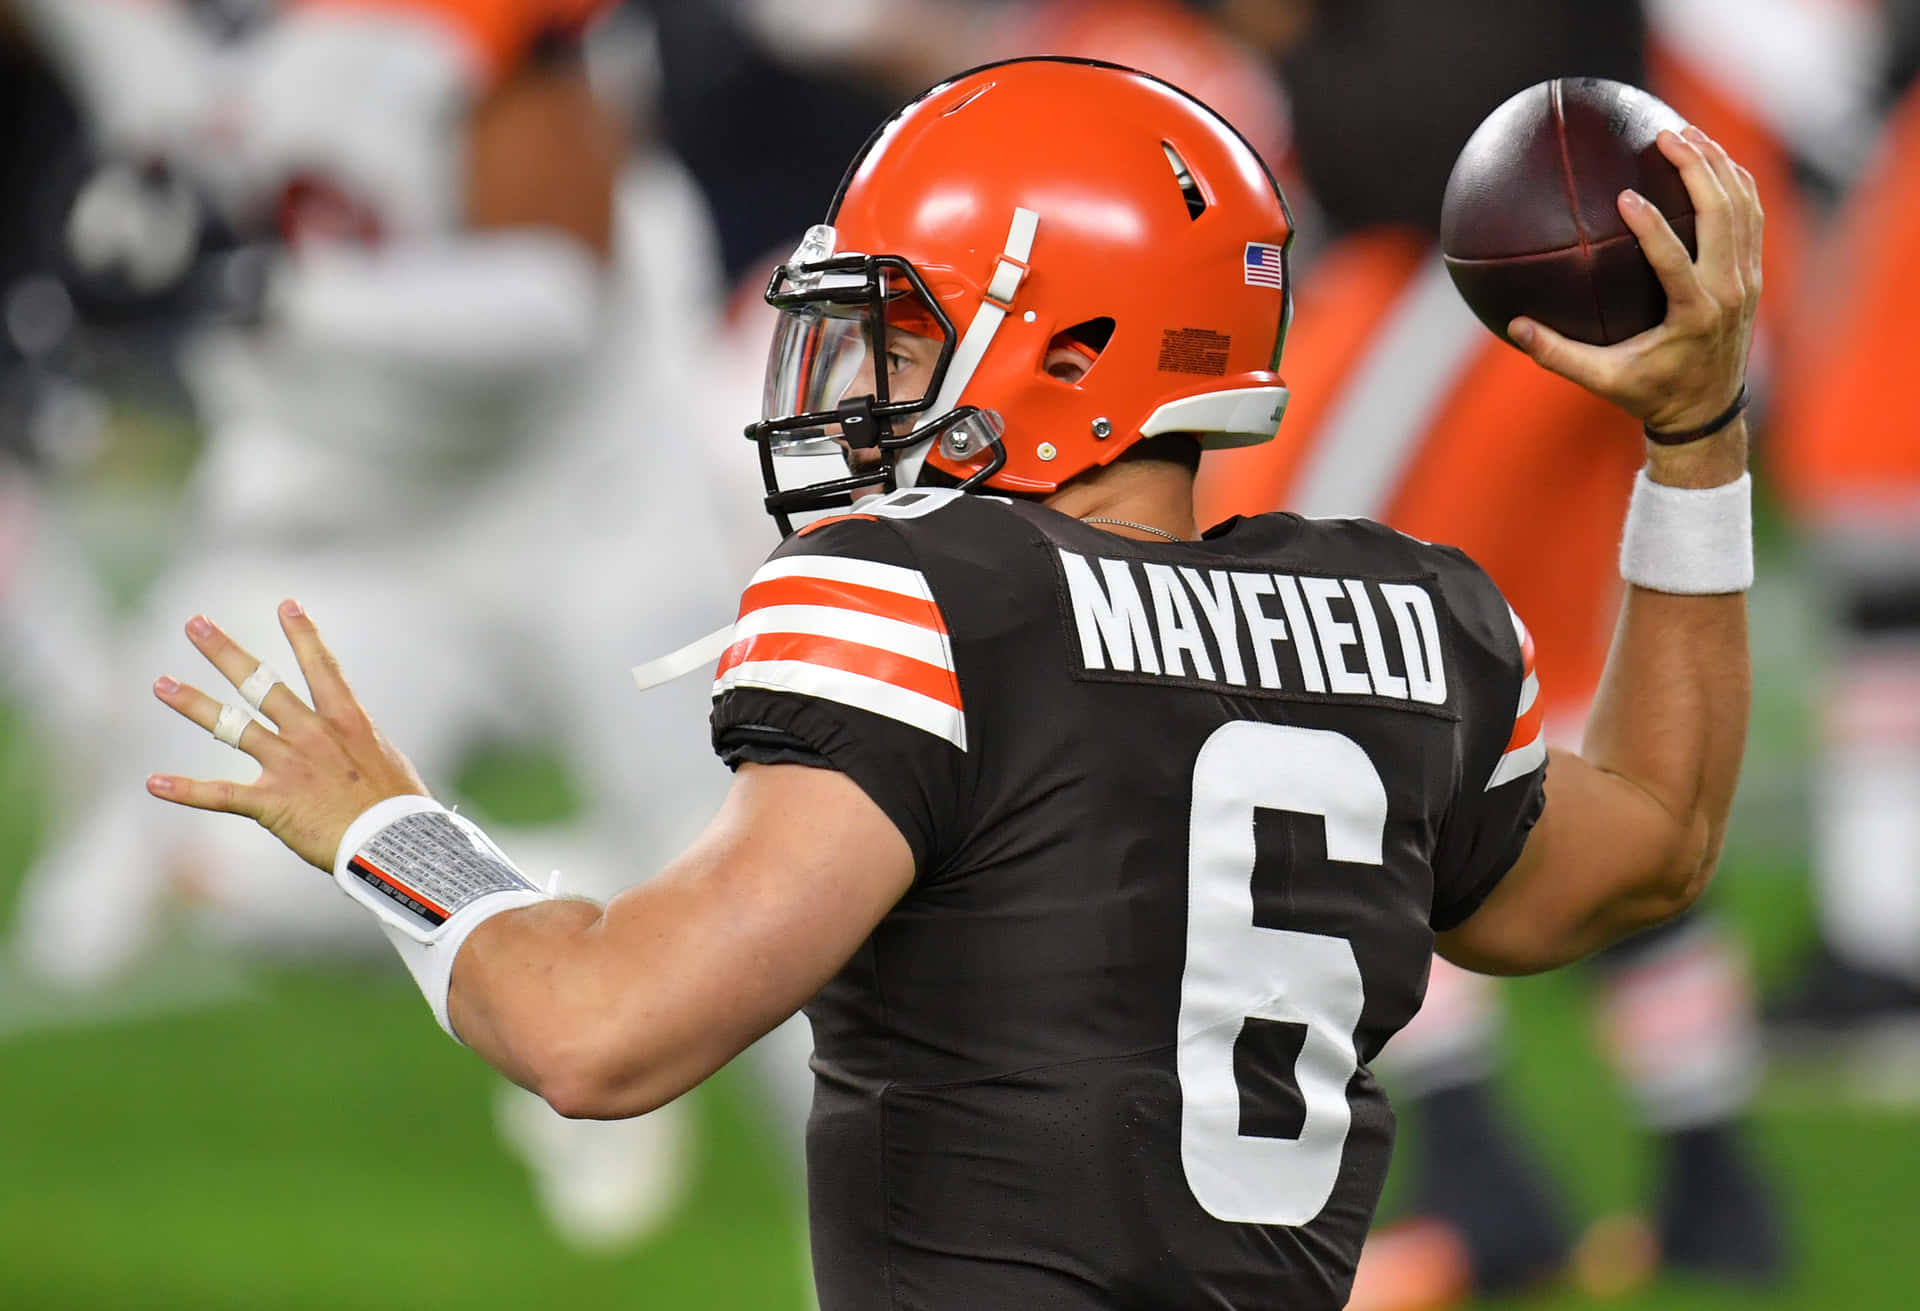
[1044,318,1114,385]
[1162,142,1207,220]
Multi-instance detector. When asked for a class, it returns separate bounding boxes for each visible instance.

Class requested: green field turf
[4,704,1917,1310]
[2,471,1914,1309]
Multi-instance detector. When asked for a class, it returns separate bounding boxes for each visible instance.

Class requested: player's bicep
[588,760,913,1101]
[1435,747,1697,975]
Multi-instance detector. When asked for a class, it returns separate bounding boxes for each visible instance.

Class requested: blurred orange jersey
[1197,230,1643,730]
[289,0,610,82]
[1771,81,1920,523]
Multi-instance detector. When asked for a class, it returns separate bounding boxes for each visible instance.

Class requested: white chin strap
[632,625,736,692]
[893,206,1038,489]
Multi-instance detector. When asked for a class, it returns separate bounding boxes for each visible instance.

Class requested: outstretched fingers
[276,600,365,728]
[146,768,264,817]
[152,672,281,765]
[146,675,271,816]
[150,603,433,871]
[181,613,312,729]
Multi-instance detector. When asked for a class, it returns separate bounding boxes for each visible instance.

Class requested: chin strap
[631,625,737,692]
[894,205,1038,489]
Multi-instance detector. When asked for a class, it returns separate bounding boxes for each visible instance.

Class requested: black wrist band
[1643,384,1751,446]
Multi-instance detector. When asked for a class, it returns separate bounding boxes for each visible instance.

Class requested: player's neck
[1044,458,1200,543]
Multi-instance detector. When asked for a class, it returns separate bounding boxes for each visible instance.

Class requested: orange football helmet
[748,57,1295,535]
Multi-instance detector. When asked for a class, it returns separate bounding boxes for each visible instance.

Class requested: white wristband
[1618,470,1754,594]
[333,795,549,1042]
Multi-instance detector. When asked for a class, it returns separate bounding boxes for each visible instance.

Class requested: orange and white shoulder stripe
[1485,608,1545,789]
[714,553,967,750]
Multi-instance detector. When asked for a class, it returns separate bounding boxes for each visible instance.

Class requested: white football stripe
[1293,257,1483,519]
[1484,727,1547,790]
[749,552,937,604]
[731,604,953,671]
[1516,670,1540,718]
[717,658,966,750]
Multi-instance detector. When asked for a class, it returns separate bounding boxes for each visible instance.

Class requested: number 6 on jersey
[1179,722,1380,1225]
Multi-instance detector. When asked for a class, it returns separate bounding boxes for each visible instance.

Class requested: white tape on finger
[238,664,282,712]
[212,702,251,749]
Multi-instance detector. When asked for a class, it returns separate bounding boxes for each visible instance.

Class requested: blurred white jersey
[165,1,606,538]
[221,4,479,238]
[1648,0,1885,181]
[181,227,603,538]
[12,0,223,159]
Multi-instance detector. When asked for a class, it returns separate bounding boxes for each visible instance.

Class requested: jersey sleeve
[709,515,969,876]
[1428,555,1548,932]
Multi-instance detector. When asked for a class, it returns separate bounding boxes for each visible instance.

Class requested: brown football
[1440,77,1694,346]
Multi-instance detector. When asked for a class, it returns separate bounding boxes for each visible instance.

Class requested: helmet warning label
[1157,328,1231,376]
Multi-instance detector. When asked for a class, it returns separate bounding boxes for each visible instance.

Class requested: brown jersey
[712,488,1545,1310]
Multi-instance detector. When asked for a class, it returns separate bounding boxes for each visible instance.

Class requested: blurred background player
[1200,1,1807,1303]
[1763,0,1920,1049]
[0,0,204,860]
[3,0,782,1253]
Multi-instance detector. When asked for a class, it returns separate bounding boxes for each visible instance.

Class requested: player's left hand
[147,600,431,873]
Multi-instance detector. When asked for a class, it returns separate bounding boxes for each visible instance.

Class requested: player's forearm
[444,870,785,1121]
[445,897,731,1121]
[1441,428,1755,975]
[443,898,607,1103]
[1576,425,1753,922]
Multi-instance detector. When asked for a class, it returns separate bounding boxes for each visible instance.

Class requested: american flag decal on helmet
[1244,242,1285,289]
[715,554,967,749]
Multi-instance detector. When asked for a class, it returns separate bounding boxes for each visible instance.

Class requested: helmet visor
[760,276,948,457]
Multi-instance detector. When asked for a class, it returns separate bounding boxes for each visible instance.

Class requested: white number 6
[1178,721,1383,1226]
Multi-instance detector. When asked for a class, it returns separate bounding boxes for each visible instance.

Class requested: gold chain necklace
[1082,515,1187,543]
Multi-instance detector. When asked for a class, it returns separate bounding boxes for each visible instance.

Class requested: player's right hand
[1507,126,1763,437]
[147,600,432,874]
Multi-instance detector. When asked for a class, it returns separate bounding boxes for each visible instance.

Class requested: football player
[145,58,1764,1310]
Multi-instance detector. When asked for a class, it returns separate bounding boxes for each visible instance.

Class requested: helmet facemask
[747,224,1009,536]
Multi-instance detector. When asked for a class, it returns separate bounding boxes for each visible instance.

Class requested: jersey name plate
[1054,548,1458,717]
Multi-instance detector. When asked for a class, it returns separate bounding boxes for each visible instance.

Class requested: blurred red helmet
[748,56,1295,535]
